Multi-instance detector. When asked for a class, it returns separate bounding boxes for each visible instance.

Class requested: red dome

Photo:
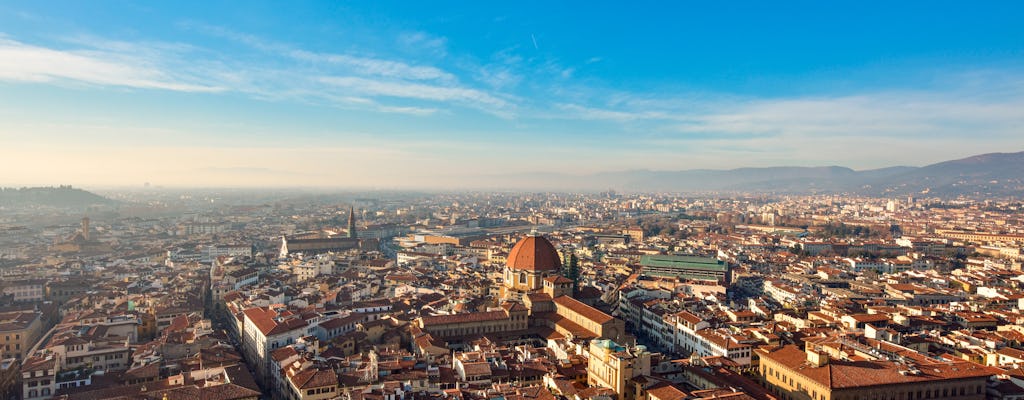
[507,235,561,272]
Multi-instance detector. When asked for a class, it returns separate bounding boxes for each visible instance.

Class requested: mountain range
[4,152,1023,198]
[489,151,1024,197]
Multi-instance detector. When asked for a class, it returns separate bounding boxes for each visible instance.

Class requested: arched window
[519,272,526,284]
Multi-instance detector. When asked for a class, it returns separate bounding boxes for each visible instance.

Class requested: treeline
[816,222,885,239]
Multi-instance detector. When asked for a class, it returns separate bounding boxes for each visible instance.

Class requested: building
[502,233,563,298]
[421,234,627,343]
[0,357,18,400]
[20,352,57,400]
[0,310,42,360]
[756,337,999,400]
[639,255,730,284]
[240,307,310,384]
[279,235,358,258]
[50,217,112,254]
[207,244,253,263]
[622,227,644,243]
[285,365,338,400]
[587,339,651,400]
[417,302,529,338]
[1,279,46,303]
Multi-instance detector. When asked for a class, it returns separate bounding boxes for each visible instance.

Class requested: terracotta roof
[758,344,1000,390]
[290,368,337,389]
[544,275,574,284]
[242,307,307,336]
[420,311,509,327]
[552,295,613,324]
[677,310,703,324]
[646,381,689,400]
[271,346,298,362]
[507,235,561,272]
[460,361,492,377]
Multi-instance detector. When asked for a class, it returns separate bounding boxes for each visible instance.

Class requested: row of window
[26,379,50,387]
[305,386,336,395]
[26,388,51,398]
[763,364,984,400]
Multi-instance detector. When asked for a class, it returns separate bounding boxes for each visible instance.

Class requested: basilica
[417,233,626,343]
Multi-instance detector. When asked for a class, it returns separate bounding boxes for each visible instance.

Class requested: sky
[1,1,1023,189]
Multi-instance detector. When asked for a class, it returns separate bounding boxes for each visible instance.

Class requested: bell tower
[347,206,357,239]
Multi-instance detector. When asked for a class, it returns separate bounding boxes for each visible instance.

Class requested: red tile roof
[508,235,561,272]
[552,295,613,324]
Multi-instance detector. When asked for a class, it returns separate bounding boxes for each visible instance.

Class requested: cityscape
[2,2,1024,400]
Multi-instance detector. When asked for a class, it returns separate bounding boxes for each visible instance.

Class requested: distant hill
[487,151,1024,197]
[0,186,115,208]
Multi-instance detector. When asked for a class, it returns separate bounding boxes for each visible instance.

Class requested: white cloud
[184,22,455,82]
[319,76,511,111]
[0,38,222,92]
[0,29,509,117]
[675,91,1024,139]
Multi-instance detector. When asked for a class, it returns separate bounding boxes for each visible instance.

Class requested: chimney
[807,346,829,367]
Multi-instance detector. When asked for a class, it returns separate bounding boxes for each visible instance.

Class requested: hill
[0,186,115,208]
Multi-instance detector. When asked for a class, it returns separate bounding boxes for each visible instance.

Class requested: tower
[347,206,357,239]
[81,217,90,241]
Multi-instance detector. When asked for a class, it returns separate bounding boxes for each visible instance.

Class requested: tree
[563,250,580,295]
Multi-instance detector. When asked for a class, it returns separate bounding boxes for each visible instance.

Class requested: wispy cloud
[0,37,222,92]
[556,75,1024,139]
[319,76,510,110]
[0,25,518,117]
[397,31,448,57]
[176,22,519,115]
[673,90,1024,139]
[182,22,456,82]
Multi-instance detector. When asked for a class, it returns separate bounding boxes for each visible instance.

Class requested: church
[418,233,627,343]
[501,233,571,299]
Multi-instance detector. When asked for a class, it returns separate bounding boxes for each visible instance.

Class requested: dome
[507,235,561,272]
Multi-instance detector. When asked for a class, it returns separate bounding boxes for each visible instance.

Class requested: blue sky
[1,1,1023,188]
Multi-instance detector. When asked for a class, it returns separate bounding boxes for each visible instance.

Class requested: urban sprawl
[3,191,1024,400]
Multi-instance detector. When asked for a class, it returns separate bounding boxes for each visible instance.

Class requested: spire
[347,206,357,239]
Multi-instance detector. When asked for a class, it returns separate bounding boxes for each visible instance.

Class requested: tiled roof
[552,295,613,324]
[290,368,337,389]
[507,235,561,272]
[420,311,509,327]
[759,344,999,390]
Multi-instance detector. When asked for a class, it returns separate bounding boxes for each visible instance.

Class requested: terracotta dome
[507,235,561,272]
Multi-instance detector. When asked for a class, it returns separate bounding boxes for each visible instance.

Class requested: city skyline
[2,1,1023,188]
